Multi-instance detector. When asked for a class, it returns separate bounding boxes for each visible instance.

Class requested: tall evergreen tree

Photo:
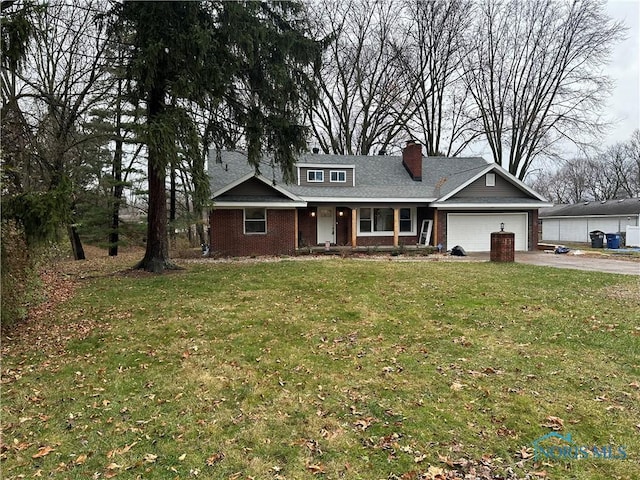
[111,1,320,272]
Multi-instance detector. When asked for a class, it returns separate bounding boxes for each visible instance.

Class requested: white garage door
[447,213,528,252]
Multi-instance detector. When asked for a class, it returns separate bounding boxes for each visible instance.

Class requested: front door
[316,207,335,244]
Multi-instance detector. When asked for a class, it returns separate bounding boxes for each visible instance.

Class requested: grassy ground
[2,253,639,479]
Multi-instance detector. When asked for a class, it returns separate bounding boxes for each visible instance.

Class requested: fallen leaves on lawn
[104,462,123,478]
[32,445,55,458]
[414,453,427,463]
[423,448,558,479]
[1,269,107,364]
[143,453,157,463]
[450,381,465,391]
[107,442,137,458]
[353,416,375,431]
[205,452,224,466]
[305,461,326,474]
[540,415,564,430]
[13,441,32,451]
[452,336,472,347]
[519,447,534,459]
[294,438,323,455]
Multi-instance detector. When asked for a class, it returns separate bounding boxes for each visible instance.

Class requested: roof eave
[301,196,438,203]
[213,201,308,208]
[430,202,553,210]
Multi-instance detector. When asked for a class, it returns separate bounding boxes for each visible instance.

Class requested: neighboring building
[540,198,640,244]
[208,142,551,256]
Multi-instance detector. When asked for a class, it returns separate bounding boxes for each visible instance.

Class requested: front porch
[296,205,434,249]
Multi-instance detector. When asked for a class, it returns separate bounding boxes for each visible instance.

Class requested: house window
[330,170,346,183]
[486,173,496,187]
[359,208,414,234]
[374,208,394,232]
[360,208,372,232]
[244,208,266,234]
[307,170,324,182]
[400,208,412,232]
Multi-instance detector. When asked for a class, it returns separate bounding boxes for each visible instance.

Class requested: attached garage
[447,212,528,251]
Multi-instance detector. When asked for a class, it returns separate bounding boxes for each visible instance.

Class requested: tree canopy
[110,1,321,272]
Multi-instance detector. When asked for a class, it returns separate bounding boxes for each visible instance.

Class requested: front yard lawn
[2,258,639,479]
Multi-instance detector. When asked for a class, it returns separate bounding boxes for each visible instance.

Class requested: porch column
[433,208,438,248]
[294,209,299,250]
[351,208,357,247]
[393,207,399,247]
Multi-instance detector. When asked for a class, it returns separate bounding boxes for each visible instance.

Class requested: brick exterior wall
[335,209,351,245]
[297,208,317,247]
[210,209,295,257]
[210,207,539,255]
[356,235,418,247]
[529,209,539,250]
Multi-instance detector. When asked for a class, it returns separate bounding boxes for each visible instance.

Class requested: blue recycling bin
[605,233,621,249]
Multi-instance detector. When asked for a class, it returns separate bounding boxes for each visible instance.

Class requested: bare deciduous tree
[625,129,640,197]
[306,0,412,155]
[530,131,640,203]
[2,0,113,257]
[465,0,625,180]
[400,0,478,157]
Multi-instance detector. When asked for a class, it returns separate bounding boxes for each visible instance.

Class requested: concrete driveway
[513,251,640,275]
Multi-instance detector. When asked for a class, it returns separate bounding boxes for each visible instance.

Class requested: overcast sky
[605,0,639,145]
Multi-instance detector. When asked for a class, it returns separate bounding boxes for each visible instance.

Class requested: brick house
[208,142,551,256]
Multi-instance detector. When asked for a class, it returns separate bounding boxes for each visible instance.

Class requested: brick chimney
[402,140,422,181]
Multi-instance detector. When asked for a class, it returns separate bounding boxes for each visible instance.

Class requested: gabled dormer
[296,164,356,187]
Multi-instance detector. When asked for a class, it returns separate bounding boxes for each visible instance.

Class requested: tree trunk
[135,87,175,272]
[109,80,124,257]
[196,222,206,248]
[67,225,85,260]
[192,142,209,250]
[108,149,123,257]
[169,158,177,250]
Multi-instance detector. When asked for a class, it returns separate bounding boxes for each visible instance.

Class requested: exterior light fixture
[500,222,505,232]
[338,210,344,217]
[311,211,316,217]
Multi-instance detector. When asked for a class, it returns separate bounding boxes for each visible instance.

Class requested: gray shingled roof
[209,150,551,206]
[209,150,491,201]
[540,198,640,217]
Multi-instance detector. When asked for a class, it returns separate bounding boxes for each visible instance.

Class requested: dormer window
[307,170,324,182]
[330,170,346,183]
[486,173,496,187]
[297,164,354,186]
